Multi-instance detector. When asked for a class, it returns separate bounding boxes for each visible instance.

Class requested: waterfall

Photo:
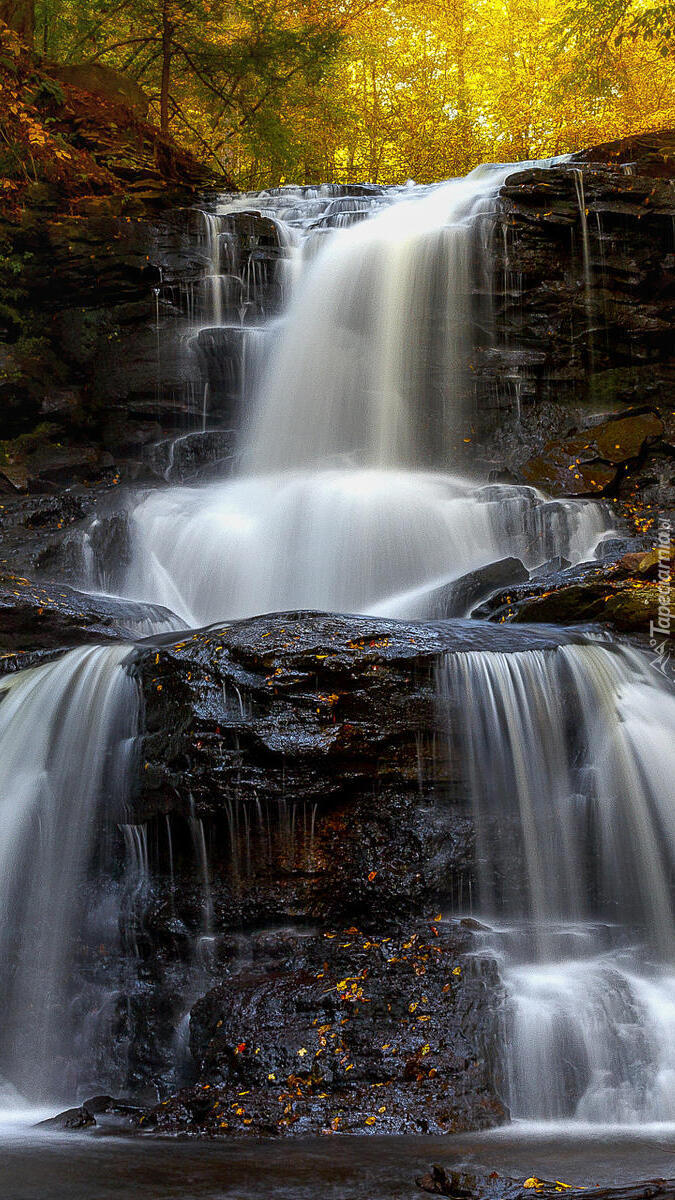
[0,645,140,1103]
[4,159,667,1131]
[438,643,675,1123]
[118,162,607,625]
[241,168,511,473]
[124,472,606,626]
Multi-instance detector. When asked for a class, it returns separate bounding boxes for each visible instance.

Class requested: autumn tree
[0,0,34,46]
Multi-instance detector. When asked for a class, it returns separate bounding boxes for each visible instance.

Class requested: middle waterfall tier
[119,472,606,626]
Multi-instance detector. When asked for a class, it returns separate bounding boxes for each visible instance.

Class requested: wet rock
[417,1165,524,1198]
[418,1165,675,1199]
[530,555,571,577]
[0,430,103,493]
[475,131,675,511]
[571,130,675,179]
[0,574,179,663]
[36,1094,144,1132]
[143,919,505,1137]
[191,326,268,418]
[126,612,595,946]
[146,430,237,482]
[0,198,212,484]
[519,410,665,497]
[475,546,674,639]
[37,1105,96,1131]
[420,558,529,617]
[218,211,287,316]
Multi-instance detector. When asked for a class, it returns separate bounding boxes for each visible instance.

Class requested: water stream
[439,643,675,1123]
[0,158,673,1183]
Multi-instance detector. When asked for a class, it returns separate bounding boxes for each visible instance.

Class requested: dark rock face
[135,612,481,928]
[0,185,225,492]
[144,919,504,1137]
[0,573,179,661]
[145,429,237,483]
[474,545,674,638]
[475,130,675,522]
[118,612,595,1134]
[519,409,665,497]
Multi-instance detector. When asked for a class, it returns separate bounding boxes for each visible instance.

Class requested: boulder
[519,410,665,497]
[143,919,505,1137]
[0,574,180,663]
[37,1105,96,1131]
[418,558,529,617]
[474,547,674,641]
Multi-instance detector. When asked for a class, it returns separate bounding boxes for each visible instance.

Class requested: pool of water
[2,1118,675,1199]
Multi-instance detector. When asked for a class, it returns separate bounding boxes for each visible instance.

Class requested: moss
[0,424,53,466]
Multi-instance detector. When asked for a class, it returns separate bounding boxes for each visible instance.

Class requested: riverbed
[3,1121,675,1199]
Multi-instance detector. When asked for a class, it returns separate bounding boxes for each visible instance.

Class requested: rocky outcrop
[0,35,225,492]
[143,918,504,1137]
[0,593,593,1132]
[0,199,213,490]
[488,131,674,418]
[518,409,665,498]
[474,544,674,641]
[0,573,178,660]
[475,129,675,524]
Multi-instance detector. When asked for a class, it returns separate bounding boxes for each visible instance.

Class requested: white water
[0,645,140,1102]
[124,471,605,626]
[120,164,607,625]
[241,169,511,472]
[439,644,675,1123]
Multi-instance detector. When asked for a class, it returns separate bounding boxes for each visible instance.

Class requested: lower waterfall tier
[0,606,673,1133]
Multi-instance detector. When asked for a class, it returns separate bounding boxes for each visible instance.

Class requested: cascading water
[2,155,671,1142]
[438,643,675,1124]
[0,645,140,1102]
[123,472,605,626]
[117,164,608,625]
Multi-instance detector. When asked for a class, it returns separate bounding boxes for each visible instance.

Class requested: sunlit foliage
[11,0,675,184]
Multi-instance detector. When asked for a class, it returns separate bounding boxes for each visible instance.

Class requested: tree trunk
[0,0,34,48]
[160,0,174,133]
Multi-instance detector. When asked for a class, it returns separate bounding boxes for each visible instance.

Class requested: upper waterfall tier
[111,158,611,626]
[236,168,517,472]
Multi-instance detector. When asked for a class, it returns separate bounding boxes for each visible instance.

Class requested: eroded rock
[0,574,179,662]
[519,410,665,497]
[142,919,504,1137]
[475,545,675,639]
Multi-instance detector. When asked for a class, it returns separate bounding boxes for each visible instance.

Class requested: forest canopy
[3,0,674,187]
